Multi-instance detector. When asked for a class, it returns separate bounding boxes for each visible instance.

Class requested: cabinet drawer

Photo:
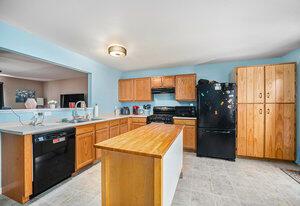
[131,117,147,123]
[95,121,109,130]
[76,124,95,135]
[120,118,128,125]
[109,119,120,126]
[174,119,196,126]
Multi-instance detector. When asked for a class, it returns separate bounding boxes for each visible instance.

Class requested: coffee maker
[132,106,139,115]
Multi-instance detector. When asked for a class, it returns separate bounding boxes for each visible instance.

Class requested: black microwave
[175,106,196,117]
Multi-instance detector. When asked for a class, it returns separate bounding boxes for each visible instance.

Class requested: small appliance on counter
[121,107,130,115]
[196,79,236,161]
[132,106,139,115]
[147,106,175,124]
[114,107,121,116]
[143,104,151,116]
[175,106,196,117]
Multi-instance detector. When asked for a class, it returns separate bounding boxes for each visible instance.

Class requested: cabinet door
[151,77,162,88]
[134,78,152,101]
[131,123,145,130]
[175,74,196,101]
[236,68,247,103]
[183,125,196,151]
[76,132,95,170]
[119,124,128,134]
[109,125,119,138]
[237,67,264,103]
[265,104,295,160]
[237,104,264,157]
[265,64,295,103]
[283,64,295,103]
[118,79,134,102]
[95,128,109,160]
[162,76,175,88]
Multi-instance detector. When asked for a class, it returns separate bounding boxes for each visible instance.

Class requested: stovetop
[147,114,174,124]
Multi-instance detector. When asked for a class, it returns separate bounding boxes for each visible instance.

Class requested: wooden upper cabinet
[151,76,175,88]
[134,77,152,101]
[265,64,295,103]
[265,104,295,160]
[236,66,264,103]
[118,79,134,102]
[175,74,196,101]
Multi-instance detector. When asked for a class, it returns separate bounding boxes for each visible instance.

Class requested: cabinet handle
[259,109,262,114]
[266,93,270,98]
[266,108,270,114]
[259,93,262,98]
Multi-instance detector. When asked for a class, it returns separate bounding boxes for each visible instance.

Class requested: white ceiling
[0,0,300,71]
[0,50,87,81]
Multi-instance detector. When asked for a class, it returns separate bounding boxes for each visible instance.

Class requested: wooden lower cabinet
[237,104,264,158]
[265,104,295,160]
[110,125,119,138]
[129,117,147,131]
[95,128,110,160]
[131,123,146,130]
[174,118,196,151]
[119,124,128,134]
[76,131,95,171]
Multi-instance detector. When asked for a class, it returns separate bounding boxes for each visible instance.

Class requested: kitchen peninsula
[95,123,183,206]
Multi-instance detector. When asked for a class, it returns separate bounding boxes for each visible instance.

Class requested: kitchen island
[94,123,183,206]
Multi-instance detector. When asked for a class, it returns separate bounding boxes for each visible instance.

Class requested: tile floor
[1,152,300,206]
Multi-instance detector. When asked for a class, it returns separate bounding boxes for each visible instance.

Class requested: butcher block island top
[94,123,183,158]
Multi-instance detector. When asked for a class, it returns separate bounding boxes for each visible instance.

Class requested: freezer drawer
[197,129,236,161]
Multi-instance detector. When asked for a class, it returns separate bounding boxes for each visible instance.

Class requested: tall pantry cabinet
[236,63,296,161]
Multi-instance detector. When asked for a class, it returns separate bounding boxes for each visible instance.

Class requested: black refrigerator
[197,79,236,161]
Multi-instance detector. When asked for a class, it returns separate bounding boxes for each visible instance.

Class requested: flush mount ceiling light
[108,44,127,57]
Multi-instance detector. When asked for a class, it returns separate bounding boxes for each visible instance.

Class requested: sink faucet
[72,101,86,120]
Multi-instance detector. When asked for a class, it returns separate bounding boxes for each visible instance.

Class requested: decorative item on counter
[138,108,144,115]
[69,102,75,108]
[114,106,121,116]
[25,98,37,109]
[121,107,130,115]
[93,104,99,117]
[36,98,44,108]
[143,104,151,116]
[48,100,57,109]
[132,106,139,115]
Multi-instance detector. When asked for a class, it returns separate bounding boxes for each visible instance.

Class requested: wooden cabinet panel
[134,78,152,101]
[237,104,264,157]
[173,119,196,126]
[265,104,295,160]
[246,67,254,103]
[131,117,147,123]
[237,67,247,103]
[175,74,196,101]
[95,128,109,160]
[131,123,146,130]
[162,76,175,88]
[283,64,295,103]
[265,64,295,103]
[110,125,119,138]
[76,131,95,170]
[237,104,247,155]
[253,67,265,103]
[76,124,94,135]
[119,79,134,102]
[95,121,109,130]
[151,77,162,88]
[120,118,128,125]
[109,119,120,127]
[119,124,128,134]
[183,125,196,151]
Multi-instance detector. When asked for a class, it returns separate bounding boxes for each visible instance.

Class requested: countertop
[94,123,183,158]
[0,114,148,136]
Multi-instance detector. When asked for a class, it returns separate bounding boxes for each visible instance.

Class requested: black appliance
[60,93,85,108]
[121,107,130,115]
[0,82,3,109]
[175,106,196,117]
[151,88,175,94]
[147,106,175,124]
[197,79,236,161]
[32,128,75,197]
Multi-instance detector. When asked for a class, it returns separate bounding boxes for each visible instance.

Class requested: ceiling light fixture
[108,44,127,57]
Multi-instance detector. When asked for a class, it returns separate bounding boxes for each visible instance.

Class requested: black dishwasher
[32,128,75,197]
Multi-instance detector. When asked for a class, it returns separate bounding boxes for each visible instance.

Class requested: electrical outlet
[44,111,52,116]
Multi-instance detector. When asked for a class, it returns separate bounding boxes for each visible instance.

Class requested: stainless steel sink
[67,119,90,123]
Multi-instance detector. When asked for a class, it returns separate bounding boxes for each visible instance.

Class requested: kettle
[132,106,139,115]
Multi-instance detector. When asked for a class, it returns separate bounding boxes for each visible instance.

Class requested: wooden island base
[96,123,184,206]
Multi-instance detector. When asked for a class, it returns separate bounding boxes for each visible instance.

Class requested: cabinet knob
[266,108,270,114]
[266,93,270,98]
[259,109,262,114]
[259,93,262,98]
